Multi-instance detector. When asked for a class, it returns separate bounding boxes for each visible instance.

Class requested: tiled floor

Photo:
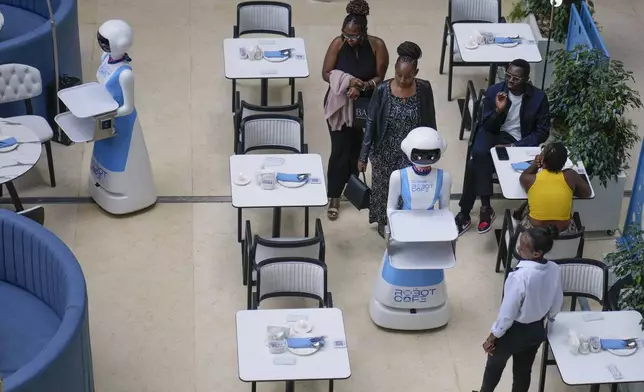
[7,0,644,391]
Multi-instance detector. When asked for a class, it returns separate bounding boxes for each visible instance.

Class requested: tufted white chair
[0,64,56,187]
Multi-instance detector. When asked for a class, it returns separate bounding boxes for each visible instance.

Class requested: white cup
[247,45,263,61]
[256,170,276,190]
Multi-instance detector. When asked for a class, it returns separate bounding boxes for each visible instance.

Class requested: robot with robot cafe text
[369,127,459,330]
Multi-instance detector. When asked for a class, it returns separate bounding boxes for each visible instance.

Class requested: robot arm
[438,170,452,210]
[386,170,402,219]
[116,69,135,117]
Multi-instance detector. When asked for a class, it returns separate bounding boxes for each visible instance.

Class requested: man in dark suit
[456,59,551,236]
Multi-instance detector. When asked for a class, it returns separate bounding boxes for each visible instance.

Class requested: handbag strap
[361,172,368,184]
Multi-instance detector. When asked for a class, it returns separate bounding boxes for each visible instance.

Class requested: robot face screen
[97,32,111,53]
[410,148,441,165]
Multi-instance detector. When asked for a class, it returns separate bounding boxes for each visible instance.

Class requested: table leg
[6,181,24,211]
[285,381,295,392]
[260,78,268,106]
[487,63,496,87]
[272,207,282,237]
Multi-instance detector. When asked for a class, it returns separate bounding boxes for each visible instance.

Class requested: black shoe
[455,212,472,236]
[477,206,496,234]
[377,223,385,239]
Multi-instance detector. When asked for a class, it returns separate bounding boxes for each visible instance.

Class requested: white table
[452,23,542,87]
[0,119,43,211]
[223,37,310,106]
[230,154,327,238]
[491,147,595,200]
[543,311,644,392]
[236,308,351,391]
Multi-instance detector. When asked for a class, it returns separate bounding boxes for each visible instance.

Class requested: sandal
[327,198,340,221]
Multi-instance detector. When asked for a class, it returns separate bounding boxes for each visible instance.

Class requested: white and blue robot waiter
[369,126,458,330]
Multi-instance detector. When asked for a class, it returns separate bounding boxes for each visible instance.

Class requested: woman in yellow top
[518,142,592,233]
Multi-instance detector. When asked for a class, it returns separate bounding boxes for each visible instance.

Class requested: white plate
[0,143,18,153]
[496,41,520,48]
[233,176,251,186]
[464,42,479,50]
[287,334,320,356]
[264,56,289,63]
[292,320,313,334]
[608,346,637,356]
[278,179,307,188]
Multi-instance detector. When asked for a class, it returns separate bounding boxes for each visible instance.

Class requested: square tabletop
[452,23,542,63]
[548,311,644,385]
[223,37,310,80]
[235,308,351,382]
[229,154,328,208]
[491,147,595,200]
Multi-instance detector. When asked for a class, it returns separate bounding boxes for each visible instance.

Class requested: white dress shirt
[491,259,564,338]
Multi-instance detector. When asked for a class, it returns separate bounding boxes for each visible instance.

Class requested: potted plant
[605,227,644,330]
[606,232,644,392]
[547,48,643,234]
[509,0,595,88]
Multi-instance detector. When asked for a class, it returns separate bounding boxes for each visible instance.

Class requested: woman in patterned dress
[358,42,438,237]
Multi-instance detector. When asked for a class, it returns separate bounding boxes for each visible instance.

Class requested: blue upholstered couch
[0,209,94,392]
[0,0,82,121]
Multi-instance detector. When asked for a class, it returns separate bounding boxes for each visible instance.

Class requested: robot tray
[388,210,458,242]
[388,241,456,270]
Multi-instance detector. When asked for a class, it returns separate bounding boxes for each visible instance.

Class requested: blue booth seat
[0,0,82,124]
[0,209,94,392]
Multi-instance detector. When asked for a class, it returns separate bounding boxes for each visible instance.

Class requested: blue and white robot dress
[369,165,453,329]
[91,54,156,214]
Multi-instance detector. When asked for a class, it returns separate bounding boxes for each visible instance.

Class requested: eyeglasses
[505,73,524,83]
[342,32,362,41]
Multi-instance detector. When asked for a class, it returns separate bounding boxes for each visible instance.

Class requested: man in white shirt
[475,227,564,392]
[456,59,551,237]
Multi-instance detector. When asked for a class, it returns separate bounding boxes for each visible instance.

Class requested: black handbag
[353,96,370,129]
[344,173,371,210]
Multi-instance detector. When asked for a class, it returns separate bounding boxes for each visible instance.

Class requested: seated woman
[518,142,592,233]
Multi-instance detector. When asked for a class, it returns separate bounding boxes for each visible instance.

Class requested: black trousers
[459,131,517,214]
[480,321,545,392]
[327,125,364,198]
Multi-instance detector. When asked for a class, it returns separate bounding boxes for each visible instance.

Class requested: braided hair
[542,142,568,173]
[343,0,370,34]
[396,41,422,68]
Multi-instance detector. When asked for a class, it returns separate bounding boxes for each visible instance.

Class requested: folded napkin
[495,37,518,44]
[511,161,532,171]
[0,137,18,148]
[601,339,629,350]
[264,50,289,59]
[286,336,325,349]
[276,173,309,183]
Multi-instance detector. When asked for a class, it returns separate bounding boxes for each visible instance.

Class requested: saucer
[464,42,479,50]
[233,175,251,186]
[292,320,313,334]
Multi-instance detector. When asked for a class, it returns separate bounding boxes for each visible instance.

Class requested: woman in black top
[358,42,437,237]
[322,0,389,221]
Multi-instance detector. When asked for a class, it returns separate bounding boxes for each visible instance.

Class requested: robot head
[400,127,446,167]
[97,20,133,58]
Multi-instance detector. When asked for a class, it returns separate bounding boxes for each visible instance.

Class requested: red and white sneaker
[477,206,496,234]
